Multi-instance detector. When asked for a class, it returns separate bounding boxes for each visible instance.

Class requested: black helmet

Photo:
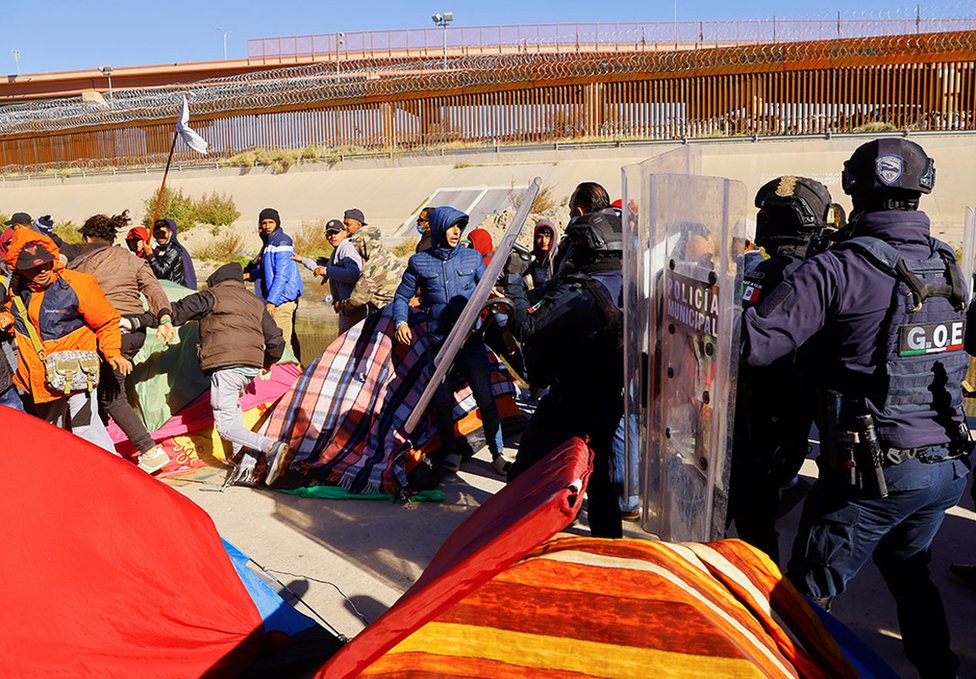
[755,176,832,229]
[565,208,623,253]
[841,138,935,197]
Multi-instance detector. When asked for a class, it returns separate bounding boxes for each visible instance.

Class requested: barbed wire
[0,30,973,138]
[246,16,976,59]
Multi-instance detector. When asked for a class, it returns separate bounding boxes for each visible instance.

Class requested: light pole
[11,49,20,77]
[217,28,231,60]
[431,12,454,71]
[336,32,344,76]
[99,64,114,102]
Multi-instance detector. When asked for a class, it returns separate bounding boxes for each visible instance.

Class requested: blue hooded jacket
[393,206,485,344]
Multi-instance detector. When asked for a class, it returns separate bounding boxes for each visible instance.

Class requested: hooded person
[525,220,557,287]
[124,261,289,485]
[125,226,152,259]
[0,230,126,452]
[465,228,495,267]
[149,218,197,289]
[392,206,512,475]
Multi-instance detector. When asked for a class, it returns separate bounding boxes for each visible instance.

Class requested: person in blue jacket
[244,208,303,361]
[742,138,970,678]
[392,206,511,475]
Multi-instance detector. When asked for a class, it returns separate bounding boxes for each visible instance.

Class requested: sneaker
[443,452,462,473]
[620,509,641,522]
[137,446,169,475]
[265,441,290,485]
[491,455,512,475]
[222,452,257,490]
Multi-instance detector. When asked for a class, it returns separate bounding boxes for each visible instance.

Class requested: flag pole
[150,129,179,228]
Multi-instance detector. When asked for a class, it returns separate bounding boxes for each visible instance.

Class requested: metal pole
[443,22,448,70]
[150,131,179,228]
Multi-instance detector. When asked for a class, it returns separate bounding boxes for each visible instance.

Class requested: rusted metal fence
[2,31,975,172]
[247,18,976,59]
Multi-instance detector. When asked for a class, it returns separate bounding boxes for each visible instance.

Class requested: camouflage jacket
[340,227,405,311]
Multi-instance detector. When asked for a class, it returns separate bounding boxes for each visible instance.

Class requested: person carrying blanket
[124,262,289,485]
[393,206,513,475]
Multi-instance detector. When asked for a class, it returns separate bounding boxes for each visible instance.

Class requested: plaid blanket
[257,306,518,495]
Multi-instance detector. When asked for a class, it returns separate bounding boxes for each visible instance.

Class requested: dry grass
[192,231,244,262]
[508,180,560,215]
[293,219,334,259]
[390,240,417,258]
[53,221,82,244]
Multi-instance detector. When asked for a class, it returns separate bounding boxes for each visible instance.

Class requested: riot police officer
[742,138,970,678]
[727,176,834,564]
[505,208,624,539]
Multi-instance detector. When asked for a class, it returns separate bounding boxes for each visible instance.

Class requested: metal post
[336,32,344,77]
[432,12,454,71]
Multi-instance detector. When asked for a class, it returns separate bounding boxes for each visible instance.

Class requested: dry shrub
[192,231,244,262]
[508,180,558,215]
[195,192,240,226]
[293,219,334,258]
[53,220,82,244]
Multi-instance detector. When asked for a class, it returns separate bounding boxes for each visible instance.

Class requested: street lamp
[336,31,344,76]
[11,49,20,77]
[99,64,114,102]
[431,11,454,71]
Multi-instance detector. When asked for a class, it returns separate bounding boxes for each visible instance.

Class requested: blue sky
[5,0,967,74]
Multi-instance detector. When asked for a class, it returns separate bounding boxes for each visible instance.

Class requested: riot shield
[961,206,976,296]
[623,168,747,542]
[620,147,702,511]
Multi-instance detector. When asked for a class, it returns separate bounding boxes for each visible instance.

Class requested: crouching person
[126,262,288,484]
[0,231,125,451]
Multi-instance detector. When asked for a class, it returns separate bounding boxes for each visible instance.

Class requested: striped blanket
[256,306,519,495]
[359,537,861,678]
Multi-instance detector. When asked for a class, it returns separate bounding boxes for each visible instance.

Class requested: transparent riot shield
[620,146,702,513]
[623,168,747,542]
[961,207,976,297]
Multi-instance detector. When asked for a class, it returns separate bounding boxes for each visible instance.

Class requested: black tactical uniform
[506,209,624,539]
[727,176,834,563]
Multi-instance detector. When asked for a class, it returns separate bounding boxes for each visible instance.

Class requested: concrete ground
[170,430,976,678]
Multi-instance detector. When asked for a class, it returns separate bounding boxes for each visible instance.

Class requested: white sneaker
[265,441,290,485]
[137,446,169,474]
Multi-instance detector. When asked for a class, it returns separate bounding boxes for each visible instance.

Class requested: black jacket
[149,242,187,286]
[507,266,624,397]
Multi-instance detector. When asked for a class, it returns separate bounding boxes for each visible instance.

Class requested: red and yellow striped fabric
[360,537,858,679]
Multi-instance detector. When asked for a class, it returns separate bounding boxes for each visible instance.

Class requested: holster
[820,390,888,499]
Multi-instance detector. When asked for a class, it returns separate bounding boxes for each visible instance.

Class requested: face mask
[416,222,426,235]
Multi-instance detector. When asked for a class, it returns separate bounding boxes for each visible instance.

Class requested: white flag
[176,95,209,154]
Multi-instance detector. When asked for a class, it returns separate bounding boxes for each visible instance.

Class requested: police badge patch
[875,154,904,186]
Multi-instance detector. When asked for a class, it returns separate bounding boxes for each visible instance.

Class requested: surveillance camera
[432,13,442,22]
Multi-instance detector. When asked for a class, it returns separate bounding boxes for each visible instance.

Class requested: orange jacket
[2,231,121,403]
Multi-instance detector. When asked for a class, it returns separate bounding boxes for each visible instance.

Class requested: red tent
[0,407,267,677]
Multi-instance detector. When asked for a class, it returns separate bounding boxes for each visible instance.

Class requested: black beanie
[258,208,280,228]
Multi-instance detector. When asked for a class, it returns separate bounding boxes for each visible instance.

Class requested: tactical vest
[836,236,968,444]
